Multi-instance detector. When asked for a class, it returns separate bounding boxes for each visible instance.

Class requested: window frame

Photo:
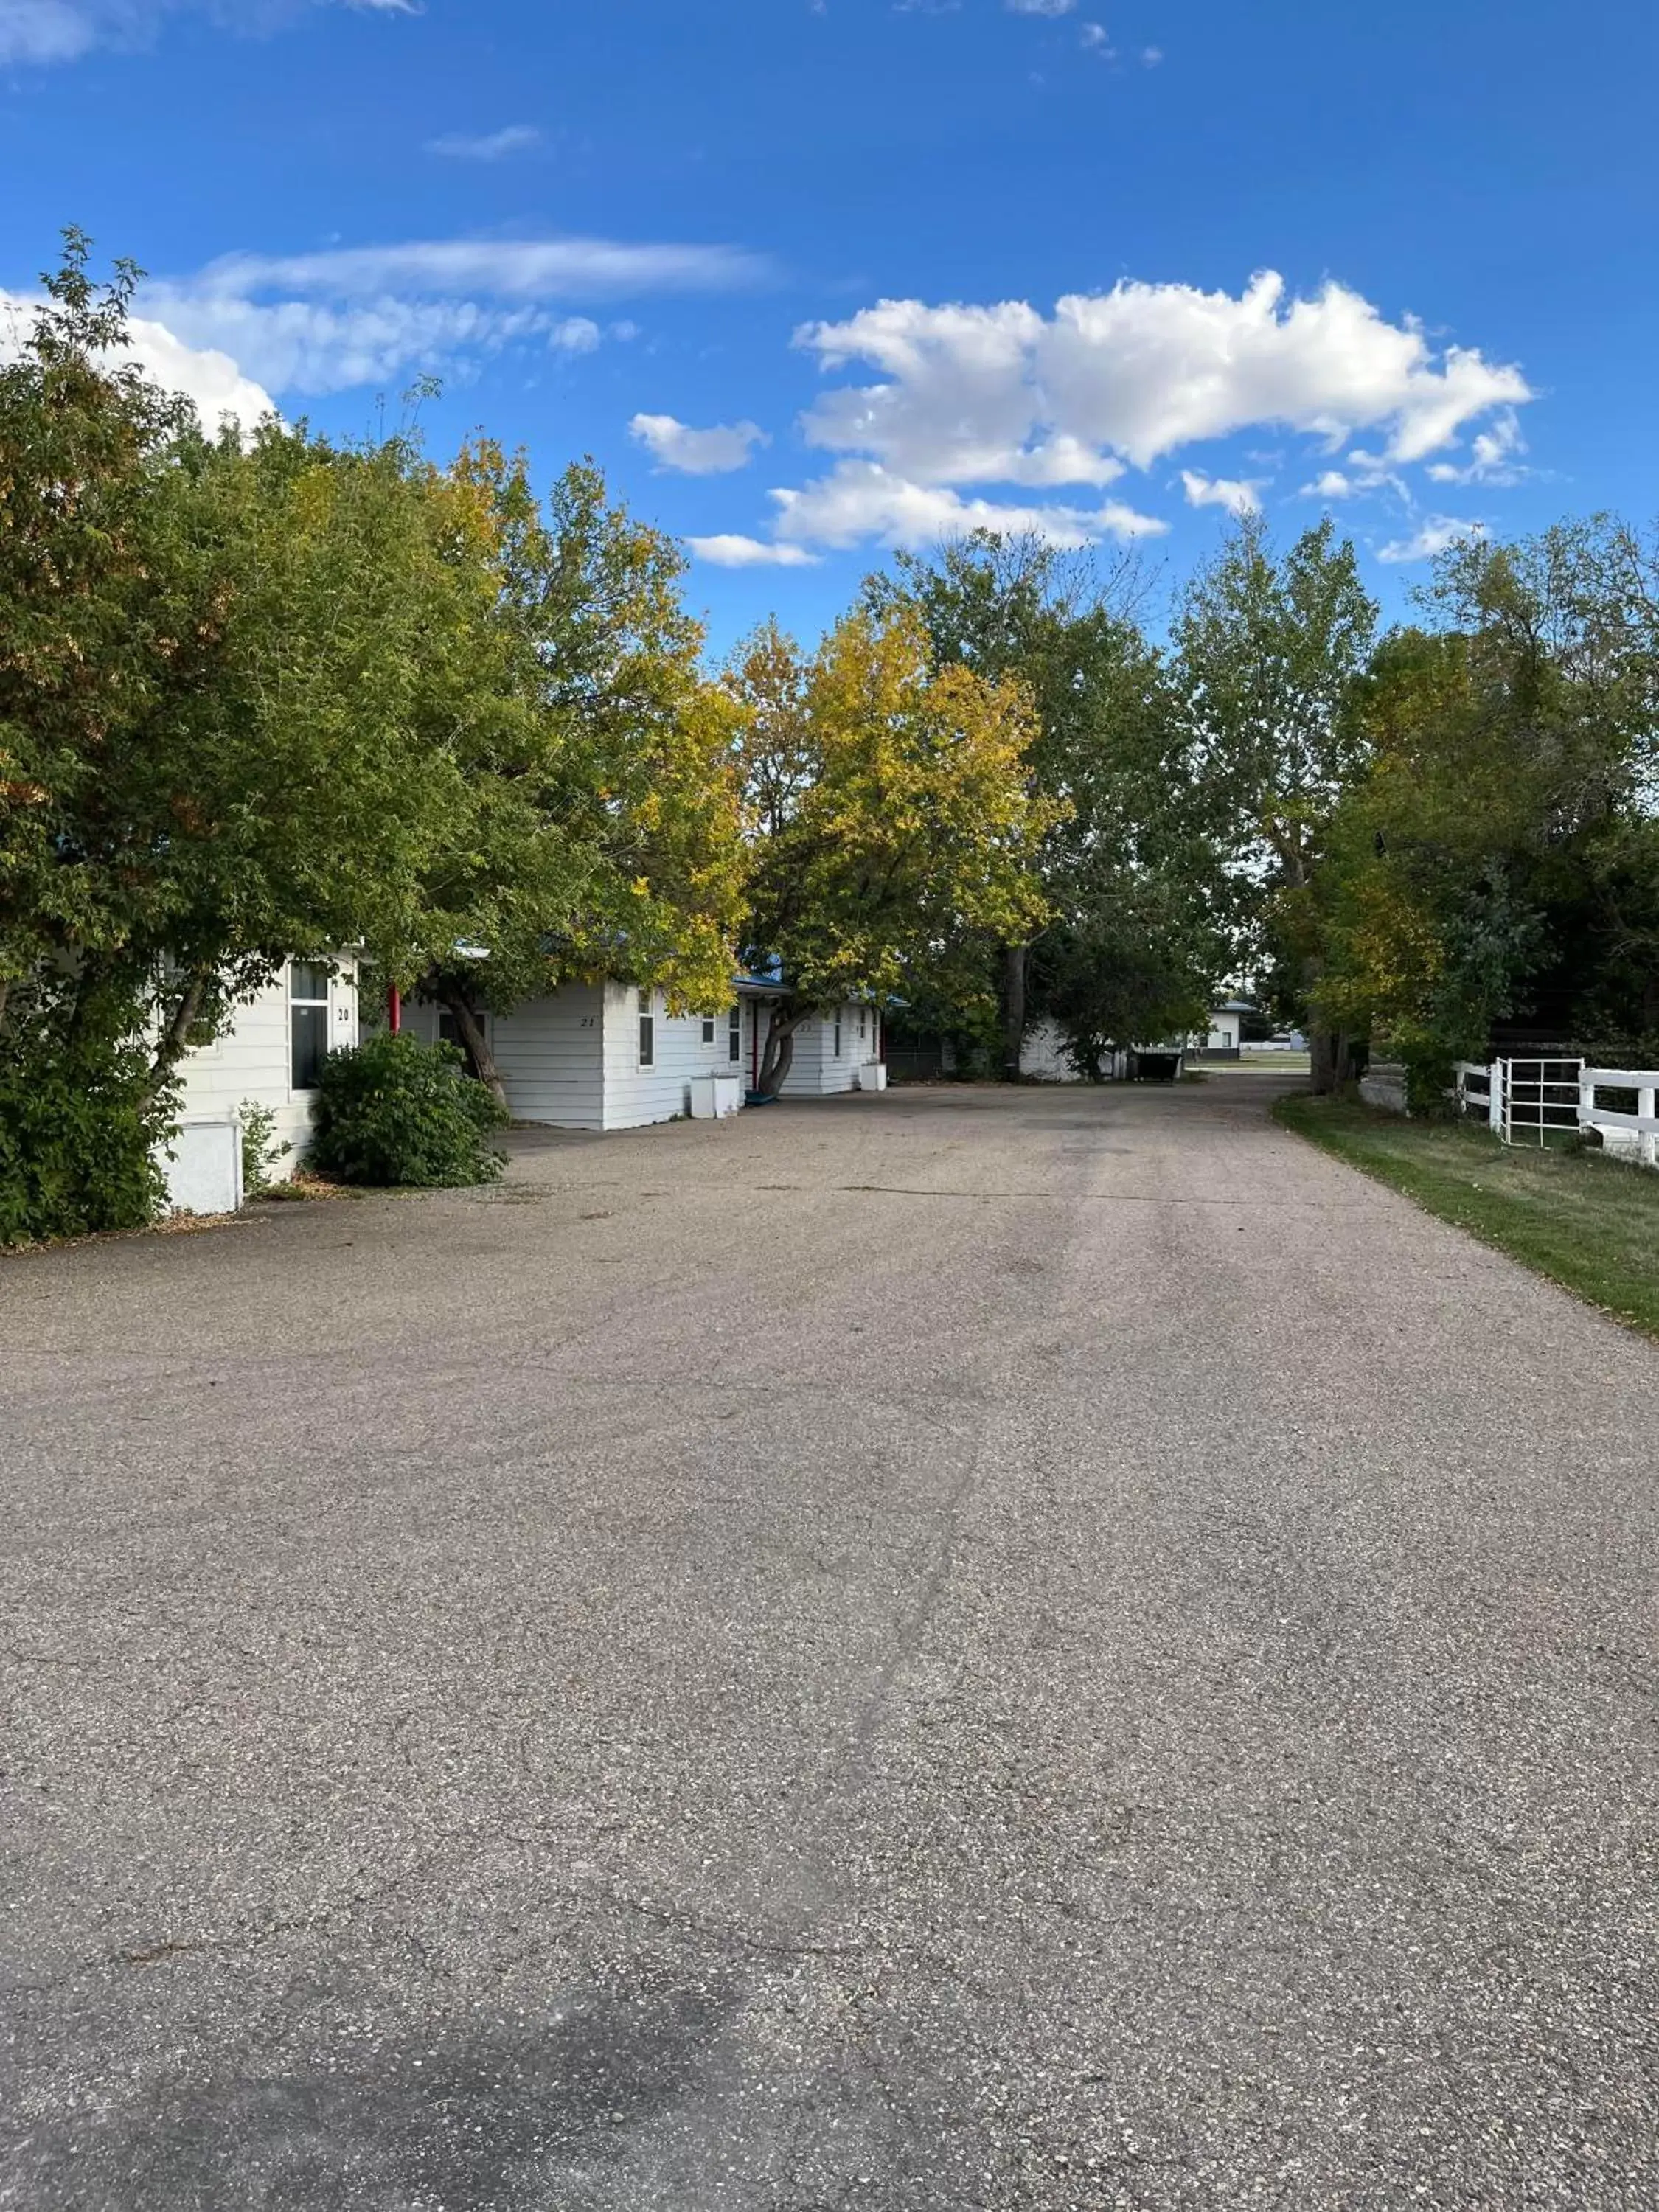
[639,990,656,1070]
[288,959,333,1095]
[728,1004,742,1065]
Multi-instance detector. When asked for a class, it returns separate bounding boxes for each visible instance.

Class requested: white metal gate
[1497,1058,1585,1147]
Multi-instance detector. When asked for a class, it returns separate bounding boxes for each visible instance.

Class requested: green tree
[1,240,501,1119]
[0,235,747,1229]
[1315,518,1659,1096]
[868,533,1225,1079]
[728,608,1054,1094]
[396,449,747,1099]
[1174,514,1378,1091]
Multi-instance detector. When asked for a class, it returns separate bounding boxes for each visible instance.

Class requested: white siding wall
[173,958,360,1177]
[775,1002,869,1097]
[495,987,608,1127]
[602,984,755,1130]
[399,987,610,1130]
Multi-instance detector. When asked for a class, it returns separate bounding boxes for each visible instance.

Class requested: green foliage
[0,974,164,1245]
[397,448,747,1051]
[306,1034,509,1189]
[727,606,1054,1088]
[1,235,746,1228]
[1314,520,1659,1082]
[869,534,1228,1069]
[237,1099,289,1197]
[1174,515,1380,1079]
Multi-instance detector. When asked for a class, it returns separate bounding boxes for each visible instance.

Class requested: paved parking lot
[3,1077,1657,2208]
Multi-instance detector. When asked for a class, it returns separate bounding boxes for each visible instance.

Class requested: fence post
[1488,1060,1504,1137]
[1579,1071,1596,1135]
[1642,1085,1658,1171]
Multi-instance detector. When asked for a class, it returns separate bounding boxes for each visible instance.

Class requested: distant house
[393,977,881,1132]
[1186,999,1256,1057]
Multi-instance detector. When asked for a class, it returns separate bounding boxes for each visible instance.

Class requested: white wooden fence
[1453,1061,1501,1131]
[1579,1067,1659,1169]
[1455,1057,1659,1168]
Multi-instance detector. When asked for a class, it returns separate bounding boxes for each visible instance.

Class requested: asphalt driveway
[2,1077,1656,2208]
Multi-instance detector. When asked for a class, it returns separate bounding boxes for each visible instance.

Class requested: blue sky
[2,0,1654,654]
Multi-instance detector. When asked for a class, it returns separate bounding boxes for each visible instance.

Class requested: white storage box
[157,1113,244,1216]
[858,1062,888,1092]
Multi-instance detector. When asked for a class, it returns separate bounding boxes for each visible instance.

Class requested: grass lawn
[1275,1094,1659,1341]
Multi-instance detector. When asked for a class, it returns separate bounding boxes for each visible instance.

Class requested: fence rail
[1453,1061,1500,1131]
[1452,1057,1659,1168]
[1580,1067,1659,1169]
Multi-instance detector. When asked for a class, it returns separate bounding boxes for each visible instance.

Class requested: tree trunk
[437,984,509,1107]
[758,1004,809,1097]
[139,968,210,1116]
[1308,1020,1339,1095]
[999,941,1028,1082]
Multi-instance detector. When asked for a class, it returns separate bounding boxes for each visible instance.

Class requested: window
[859,1007,866,1040]
[290,961,331,1091]
[833,1014,842,1057]
[728,1004,742,1064]
[701,1015,716,1046]
[639,992,655,1068]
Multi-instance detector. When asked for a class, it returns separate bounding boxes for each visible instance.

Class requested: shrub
[306,1033,508,1188]
[238,1099,290,1196]
[0,984,166,1245]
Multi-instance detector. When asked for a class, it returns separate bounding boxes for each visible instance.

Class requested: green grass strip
[1274,1093,1659,1341]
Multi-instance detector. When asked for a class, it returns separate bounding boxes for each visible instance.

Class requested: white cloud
[111,229,767,399]
[1079,21,1113,55]
[768,459,1165,552]
[1141,44,1162,63]
[0,0,408,65]
[700,268,1528,566]
[1298,448,1402,501]
[0,287,276,431]
[630,412,768,475]
[138,290,556,395]
[1378,515,1486,565]
[1005,0,1076,13]
[1180,469,1261,516]
[425,124,540,161]
[192,234,770,302]
[797,272,1531,481]
[1425,408,1528,487]
[687,535,820,568]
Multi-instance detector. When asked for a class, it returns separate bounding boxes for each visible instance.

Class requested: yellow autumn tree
[728,608,1056,1093]
[394,448,749,1095]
